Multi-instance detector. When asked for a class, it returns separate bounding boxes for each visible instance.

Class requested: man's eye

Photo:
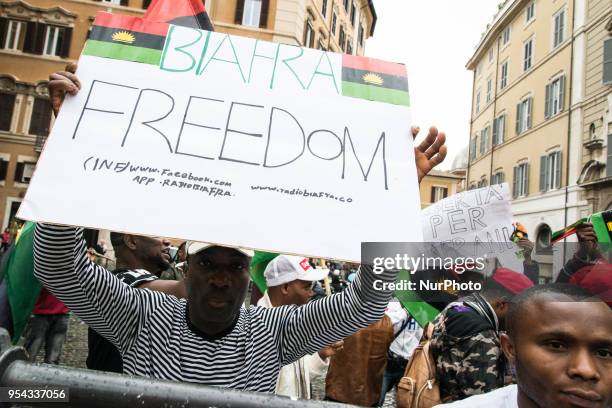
[198,259,212,268]
[595,349,612,359]
[545,340,566,350]
[233,263,245,271]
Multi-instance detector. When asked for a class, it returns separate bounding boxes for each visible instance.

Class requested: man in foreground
[258,255,343,399]
[34,67,448,391]
[435,284,612,408]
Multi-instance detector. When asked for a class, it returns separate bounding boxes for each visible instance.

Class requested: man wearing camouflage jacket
[430,269,533,403]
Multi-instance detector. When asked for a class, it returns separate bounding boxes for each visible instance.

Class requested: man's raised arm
[33,223,167,354]
[265,264,397,365]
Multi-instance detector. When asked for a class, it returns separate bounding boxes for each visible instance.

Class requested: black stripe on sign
[342,68,408,91]
[89,26,166,50]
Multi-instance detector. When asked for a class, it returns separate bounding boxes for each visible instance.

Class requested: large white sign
[19,22,422,262]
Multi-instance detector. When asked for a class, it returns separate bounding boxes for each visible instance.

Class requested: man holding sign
[31,61,447,391]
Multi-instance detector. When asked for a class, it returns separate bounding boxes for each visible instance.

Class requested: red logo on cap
[299,258,311,271]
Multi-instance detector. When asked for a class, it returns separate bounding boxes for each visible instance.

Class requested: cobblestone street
[24,314,397,407]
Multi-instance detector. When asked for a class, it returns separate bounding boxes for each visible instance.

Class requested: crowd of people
[1,65,609,408]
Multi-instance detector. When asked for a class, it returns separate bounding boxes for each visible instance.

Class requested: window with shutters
[29,98,52,136]
[540,151,562,192]
[501,27,510,47]
[525,1,535,24]
[516,96,533,134]
[470,136,477,161]
[303,20,315,48]
[318,38,326,51]
[332,12,337,35]
[431,186,448,203]
[475,90,481,114]
[480,127,489,154]
[492,171,505,185]
[241,0,263,27]
[43,25,66,56]
[343,0,349,13]
[523,37,533,71]
[0,157,8,182]
[478,177,488,188]
[513,162,529,198]
[3,20,26,50]
[545,75,565,119]
[500,60,509,89]
[350,2,357,26]
[14,161,36,184]
[486,78,492,103]
[339,27,345,51]
[553,9,565,48]
[358,24,364,47]
[493,114,506,146]
[347,42,353,55]
[604,39,612,85]
[0,93,16,132]
[321,0,328,17]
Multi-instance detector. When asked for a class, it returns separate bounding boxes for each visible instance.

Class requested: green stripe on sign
[83,40,162,65]
[342,81,410,107]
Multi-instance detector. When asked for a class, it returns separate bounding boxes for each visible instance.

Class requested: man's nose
[208,271,231,288]
[567,348,600,382]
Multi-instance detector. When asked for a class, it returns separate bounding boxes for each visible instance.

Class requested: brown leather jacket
[325,315,394,406]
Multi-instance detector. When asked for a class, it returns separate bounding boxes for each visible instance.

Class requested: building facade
[465,0,609,279]
[419,169,465,209]
[576,4,612,214]
[0,0,376,233]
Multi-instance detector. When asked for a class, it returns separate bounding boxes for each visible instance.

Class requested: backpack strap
[393,317,410,341]
[422,322,434,341]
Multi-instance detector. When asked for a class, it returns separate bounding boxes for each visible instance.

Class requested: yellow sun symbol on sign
[111,31,136,44]
[362,72,384,86]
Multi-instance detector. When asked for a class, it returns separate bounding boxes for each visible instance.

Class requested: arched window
[589,123,597,140]
[536,224,552,254]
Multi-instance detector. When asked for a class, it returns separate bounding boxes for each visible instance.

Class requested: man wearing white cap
[258,255,344,399]
[36,70,450,392]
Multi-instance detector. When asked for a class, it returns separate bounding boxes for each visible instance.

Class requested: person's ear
[123,234,137,250]
[500,333,516,367]
[281,283,291,296]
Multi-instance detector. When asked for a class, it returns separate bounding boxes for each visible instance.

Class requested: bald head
[111,232,171,276]
[506,283,598,340]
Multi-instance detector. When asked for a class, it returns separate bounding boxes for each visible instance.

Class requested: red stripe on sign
[93,12,169,37]
[342,54,406,77]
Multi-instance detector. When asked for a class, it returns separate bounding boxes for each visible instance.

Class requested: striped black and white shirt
[34,223,396,392]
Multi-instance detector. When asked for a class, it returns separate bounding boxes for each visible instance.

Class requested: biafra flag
[83,12,169,65]
[341,54,410,107]
[143,0,213,31]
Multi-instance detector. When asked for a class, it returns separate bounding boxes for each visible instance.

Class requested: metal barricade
[0,346,350,408]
